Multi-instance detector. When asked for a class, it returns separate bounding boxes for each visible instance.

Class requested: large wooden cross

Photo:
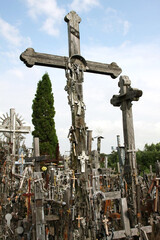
[110,75,142,225]
[20,11,121,77]
[20,10,122,171]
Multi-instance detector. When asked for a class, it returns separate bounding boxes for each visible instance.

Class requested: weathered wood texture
[111,75,142,151]
[102,191,121,200]
[20,48,122,79]
[64,11,81,56]
[120,198,131,237]
[113,225,152,239]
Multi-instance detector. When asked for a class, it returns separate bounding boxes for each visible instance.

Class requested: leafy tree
[136,142,160,173]
[32,73,58,157]
[107,150,119,172]
[107,142,160,173]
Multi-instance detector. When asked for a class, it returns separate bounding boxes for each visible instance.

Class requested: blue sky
[0,0,160,155]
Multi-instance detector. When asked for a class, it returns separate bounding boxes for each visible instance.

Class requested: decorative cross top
[0,108,30,156]
[110,75,142,109]
[20,11,121,78]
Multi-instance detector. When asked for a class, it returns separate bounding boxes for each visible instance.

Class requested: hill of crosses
[0,10,160,240]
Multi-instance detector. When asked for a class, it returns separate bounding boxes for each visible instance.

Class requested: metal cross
[0,108,30,170]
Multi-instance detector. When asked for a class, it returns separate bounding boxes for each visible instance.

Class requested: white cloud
[41,17,59,36]
[26,0,65,36]
[104,7,130,35]
[82,40,160,152]
[0,17,31,47]
[69,0,100,12]
[123,20,130,35]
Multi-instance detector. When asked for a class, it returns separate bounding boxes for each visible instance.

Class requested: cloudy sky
[0,0,160,155]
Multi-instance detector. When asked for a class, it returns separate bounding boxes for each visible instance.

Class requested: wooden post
[34,137,40,172]
[120,198,131,237]
[34,172,45,240]
[87,130,92,155]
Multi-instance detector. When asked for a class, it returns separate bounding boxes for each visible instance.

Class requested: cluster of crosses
[0,10,160,240]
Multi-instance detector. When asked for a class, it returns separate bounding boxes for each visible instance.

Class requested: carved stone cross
[110,75,142,225]
[20,11,122,171]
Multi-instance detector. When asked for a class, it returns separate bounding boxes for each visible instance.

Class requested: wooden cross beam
[20,11,122,79]
[20,48,121,79]
[111,77,142,107]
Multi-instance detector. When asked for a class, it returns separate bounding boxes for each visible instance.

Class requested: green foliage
[136,142,160,173]
[100,153,106,168]
[32,73,58,157]
[107,150,119,171]
[107,143,160,174]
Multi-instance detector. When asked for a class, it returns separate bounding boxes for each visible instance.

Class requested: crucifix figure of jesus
[20,11,122,171]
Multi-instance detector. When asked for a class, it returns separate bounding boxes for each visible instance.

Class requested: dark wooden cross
[110,75,142,225]
[23,178,34,218]
[20,11,122,171]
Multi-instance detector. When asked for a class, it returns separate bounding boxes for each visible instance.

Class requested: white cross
[78,150,89,173]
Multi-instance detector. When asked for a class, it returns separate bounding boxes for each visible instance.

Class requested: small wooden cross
[76,214,83,228]
[23,178,34,218]
[71,171,77,188]
[102,216,109,236]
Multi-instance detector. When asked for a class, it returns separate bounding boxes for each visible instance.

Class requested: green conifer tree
[32,73,58,157]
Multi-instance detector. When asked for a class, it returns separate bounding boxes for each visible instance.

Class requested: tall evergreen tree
[32,73,58,157]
